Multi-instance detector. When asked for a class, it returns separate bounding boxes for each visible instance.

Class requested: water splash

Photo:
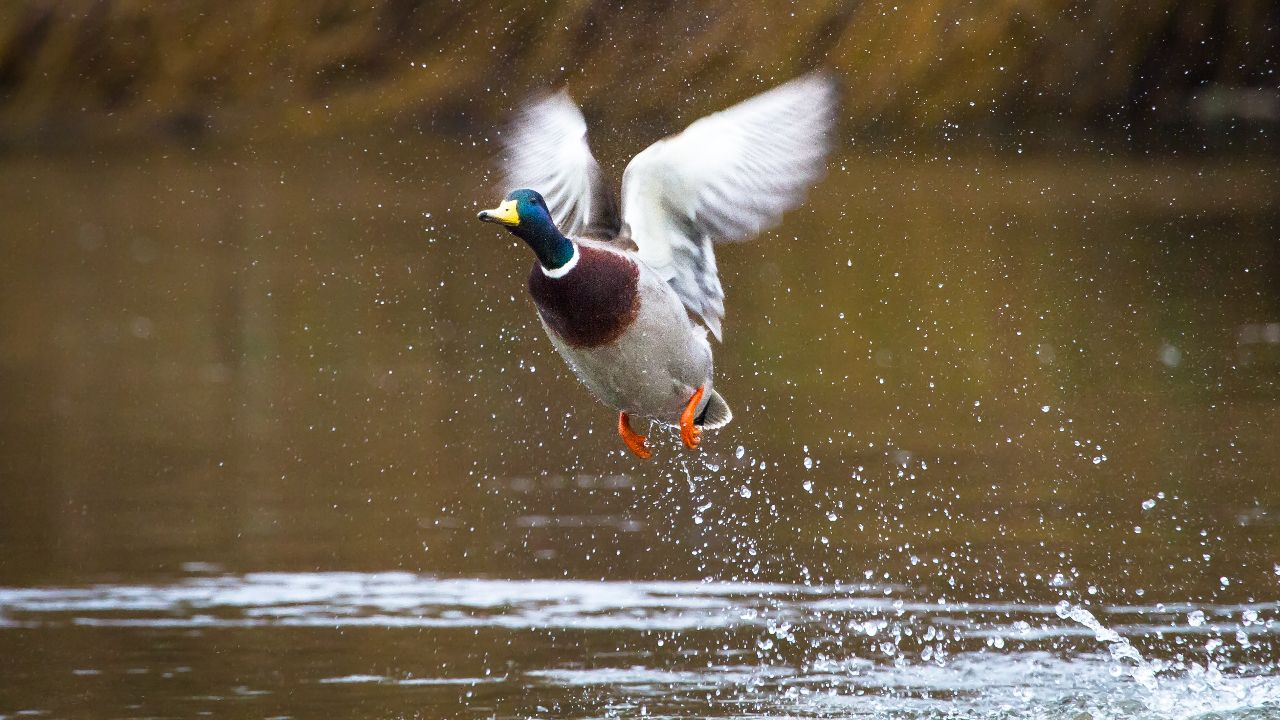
[1054,599,1280,718]
[1056,599,1158,688]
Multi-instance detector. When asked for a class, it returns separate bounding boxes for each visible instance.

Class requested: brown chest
[527,246,640,348]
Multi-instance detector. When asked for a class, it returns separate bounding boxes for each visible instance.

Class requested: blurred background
[0,2,1278,716]
[0,1,1277,147]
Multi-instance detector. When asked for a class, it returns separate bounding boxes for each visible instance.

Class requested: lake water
[0,141,1277,717]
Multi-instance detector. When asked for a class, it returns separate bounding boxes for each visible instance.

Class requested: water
[1,573,1277,717]
[0,142,1278,717]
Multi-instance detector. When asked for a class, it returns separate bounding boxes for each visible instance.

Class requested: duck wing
[619,73,838,340]
[502,90,622,240]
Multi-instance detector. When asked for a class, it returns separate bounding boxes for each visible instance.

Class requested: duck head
[478,189,575,271]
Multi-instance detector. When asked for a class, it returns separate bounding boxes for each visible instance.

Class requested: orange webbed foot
[680,386,705,451]
[618,412,652,460]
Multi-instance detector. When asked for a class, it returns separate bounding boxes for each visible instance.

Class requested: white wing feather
[621,73,838,339]
[502,91,618,238]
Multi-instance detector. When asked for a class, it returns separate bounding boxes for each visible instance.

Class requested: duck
[477,73,837,459]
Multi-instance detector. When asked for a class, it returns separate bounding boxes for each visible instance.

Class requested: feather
[619,73,838,339]
[502,91,621,240]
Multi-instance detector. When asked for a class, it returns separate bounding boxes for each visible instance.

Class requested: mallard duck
[477,73,837,459]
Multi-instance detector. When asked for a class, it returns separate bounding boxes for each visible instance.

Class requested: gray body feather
[539,241,729,427]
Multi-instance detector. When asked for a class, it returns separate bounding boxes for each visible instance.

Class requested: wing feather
[502,91,621,239]
[620,73,838,338]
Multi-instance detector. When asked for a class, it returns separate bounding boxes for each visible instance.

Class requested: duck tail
[696,389,733,430]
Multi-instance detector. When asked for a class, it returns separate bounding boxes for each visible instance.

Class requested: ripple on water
[0,573,1277,719]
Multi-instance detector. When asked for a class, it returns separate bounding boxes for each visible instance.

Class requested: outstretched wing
[620,73,838,339]
[502,90,621,239]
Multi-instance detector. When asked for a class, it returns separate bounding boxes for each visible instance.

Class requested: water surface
[0,142,1277,716]
[2,573,1278,717]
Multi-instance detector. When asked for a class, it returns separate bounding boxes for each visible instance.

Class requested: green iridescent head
[478,189,574,270]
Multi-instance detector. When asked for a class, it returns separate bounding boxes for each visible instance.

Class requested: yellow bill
[477,199,520,227]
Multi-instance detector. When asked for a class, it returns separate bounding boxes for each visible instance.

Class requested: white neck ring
[540,244,579,279]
